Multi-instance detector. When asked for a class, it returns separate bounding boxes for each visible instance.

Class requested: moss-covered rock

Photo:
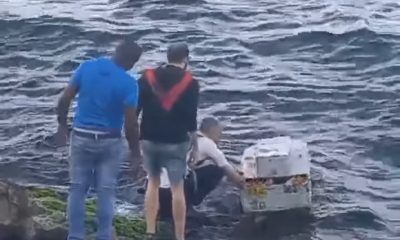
[27,186,172,240]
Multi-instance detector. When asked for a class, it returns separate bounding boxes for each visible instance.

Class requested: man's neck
[199,130,217,143]
[199,130,207,137]
[112,56,128,71]
[167,62,185,69]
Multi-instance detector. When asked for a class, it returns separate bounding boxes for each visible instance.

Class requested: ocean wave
[0,0,399,239]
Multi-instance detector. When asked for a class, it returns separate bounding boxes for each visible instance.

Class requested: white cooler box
[239,136,312,213]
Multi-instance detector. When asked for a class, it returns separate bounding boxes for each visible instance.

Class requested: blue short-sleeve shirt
[70,57,138,132]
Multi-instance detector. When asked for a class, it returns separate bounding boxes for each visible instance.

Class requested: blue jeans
[67,132,124,240]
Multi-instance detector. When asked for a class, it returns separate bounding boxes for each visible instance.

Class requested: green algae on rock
[28,186,172,240]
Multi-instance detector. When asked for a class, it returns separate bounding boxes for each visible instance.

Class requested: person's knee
[94,163,119,192]
[147,176,161,189]
[69,166,92,194]
[95,176,116,195]
[69,182,90,195]
[96,185,115,198]
[170,181,185,200]
[165,161,186,192]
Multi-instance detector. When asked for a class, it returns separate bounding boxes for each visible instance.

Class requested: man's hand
[55,84,77,148]
[236,169,246,188]
[53,125,68,147]
[223,165,246,189]
[236,174,246,189]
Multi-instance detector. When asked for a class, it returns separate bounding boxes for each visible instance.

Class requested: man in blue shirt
[54,39,142,240]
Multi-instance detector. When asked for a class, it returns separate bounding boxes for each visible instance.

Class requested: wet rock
[203,181,242,218]
[0,180,35,240]
[0,179,172,240]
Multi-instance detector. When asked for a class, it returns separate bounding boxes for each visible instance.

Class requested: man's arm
[56,85,77,127]
[56,63,83,128]
[123,78,141,157]
[207,144,244,187]
[124,107,141,156]
[221,164,244,188]
[136,75,144,117]
[53,63,83,146]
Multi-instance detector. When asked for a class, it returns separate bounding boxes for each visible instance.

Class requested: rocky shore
[0,179,170,240]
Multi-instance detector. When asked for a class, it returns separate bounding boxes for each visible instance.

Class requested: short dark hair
[200,117,220,132]
[114,39,142,66]
[167,43,189,63]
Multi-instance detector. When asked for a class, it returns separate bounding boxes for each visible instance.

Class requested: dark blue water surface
[1,0,400,239]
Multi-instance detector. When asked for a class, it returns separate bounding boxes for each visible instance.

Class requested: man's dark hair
[114,39,142,70]
[200,117,220,132]
[167,43,189,63]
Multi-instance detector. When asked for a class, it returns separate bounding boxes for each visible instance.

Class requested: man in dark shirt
[137,43,199,240]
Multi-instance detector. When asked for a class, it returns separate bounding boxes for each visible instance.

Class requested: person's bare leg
[145,176,160,234]
[170,181,186,240]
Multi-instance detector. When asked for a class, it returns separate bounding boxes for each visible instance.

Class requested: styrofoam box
[239,136,312,213]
